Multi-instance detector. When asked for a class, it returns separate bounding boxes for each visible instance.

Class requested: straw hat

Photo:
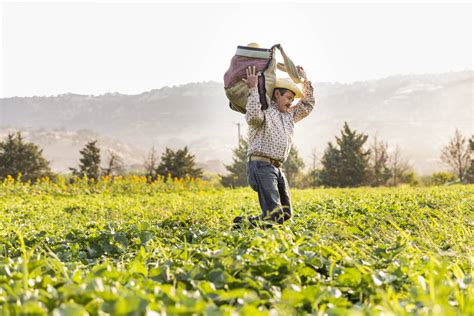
[274,78,302,99]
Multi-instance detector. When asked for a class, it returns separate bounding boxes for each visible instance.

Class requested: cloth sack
[224,44,303,114]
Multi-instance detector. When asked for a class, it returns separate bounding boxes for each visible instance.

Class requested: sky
[1,1,472,97]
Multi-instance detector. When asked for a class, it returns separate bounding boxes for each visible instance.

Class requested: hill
[1,71,472,174]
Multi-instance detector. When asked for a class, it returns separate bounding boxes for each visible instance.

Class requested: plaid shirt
[246,81,315,164]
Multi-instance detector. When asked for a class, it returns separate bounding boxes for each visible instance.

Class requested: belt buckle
[271,159,281,168]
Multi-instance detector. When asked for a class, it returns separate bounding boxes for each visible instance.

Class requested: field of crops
[0,177,473,315]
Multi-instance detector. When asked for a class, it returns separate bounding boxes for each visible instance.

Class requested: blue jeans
[247,160,292,223]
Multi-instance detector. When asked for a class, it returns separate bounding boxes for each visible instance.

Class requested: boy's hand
[242,66,260,88]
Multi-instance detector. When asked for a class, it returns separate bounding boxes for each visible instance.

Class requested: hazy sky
[1,1,472,97]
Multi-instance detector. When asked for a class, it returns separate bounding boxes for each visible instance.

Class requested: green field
[0,177,473,315]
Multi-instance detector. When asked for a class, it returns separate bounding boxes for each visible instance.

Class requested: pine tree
[221,138,248,187]
[70,140,101,180]
[156,146,202,180]
[320,122,371,187]
[319,142,341,187]
[337,122,371,186]
[0,132,53,182]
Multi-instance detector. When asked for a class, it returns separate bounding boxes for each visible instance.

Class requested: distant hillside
[1,71,472,174]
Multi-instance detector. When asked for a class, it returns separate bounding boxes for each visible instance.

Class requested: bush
[431,172,457,185]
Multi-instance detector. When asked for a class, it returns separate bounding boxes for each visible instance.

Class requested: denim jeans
[247,160,292,223]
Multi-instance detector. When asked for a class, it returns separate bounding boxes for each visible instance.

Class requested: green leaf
[52,303,88,316]
[336,267,362,287]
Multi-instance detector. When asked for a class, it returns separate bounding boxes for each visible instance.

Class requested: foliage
[156,146,203,180]
[221,138,248,188]
[102,150,124,177]
[144,146,159,181]
[370,135,391,186]
[465,136,474,183]
[0,180,473,314]
[399,171,418,186]
[319,143,340,187]
[221,141,306,189]
[388,145,412,186]
[283,145,305,187]
[70,140,101,180]
[320,122,371,187]
[0,132,53,182]
[300,168,321,189]
[431,171,457,185]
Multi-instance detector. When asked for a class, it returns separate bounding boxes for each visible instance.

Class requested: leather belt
[249,155,282,168]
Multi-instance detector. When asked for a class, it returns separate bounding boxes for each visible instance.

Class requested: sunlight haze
[1,2,472,97]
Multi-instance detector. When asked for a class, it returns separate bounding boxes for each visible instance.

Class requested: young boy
[234,65,315,227]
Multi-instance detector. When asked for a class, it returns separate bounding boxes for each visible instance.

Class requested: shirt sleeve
[245,87,265,127]
[291,81,315,123]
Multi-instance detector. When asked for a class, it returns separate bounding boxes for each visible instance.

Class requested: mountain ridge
[1,70,472,175]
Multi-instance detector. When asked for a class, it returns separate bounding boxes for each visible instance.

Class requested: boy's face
[274,89,296,113]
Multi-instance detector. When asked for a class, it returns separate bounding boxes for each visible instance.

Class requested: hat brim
[273,79,303,99]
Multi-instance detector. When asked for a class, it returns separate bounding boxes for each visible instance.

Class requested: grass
[0,177,473,315]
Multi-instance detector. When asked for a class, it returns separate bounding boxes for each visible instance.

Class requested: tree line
[0,122,473,187]
[0,134,202,182]
[222,122,474,188]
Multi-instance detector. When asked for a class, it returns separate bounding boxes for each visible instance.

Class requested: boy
[234,65,315,227]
